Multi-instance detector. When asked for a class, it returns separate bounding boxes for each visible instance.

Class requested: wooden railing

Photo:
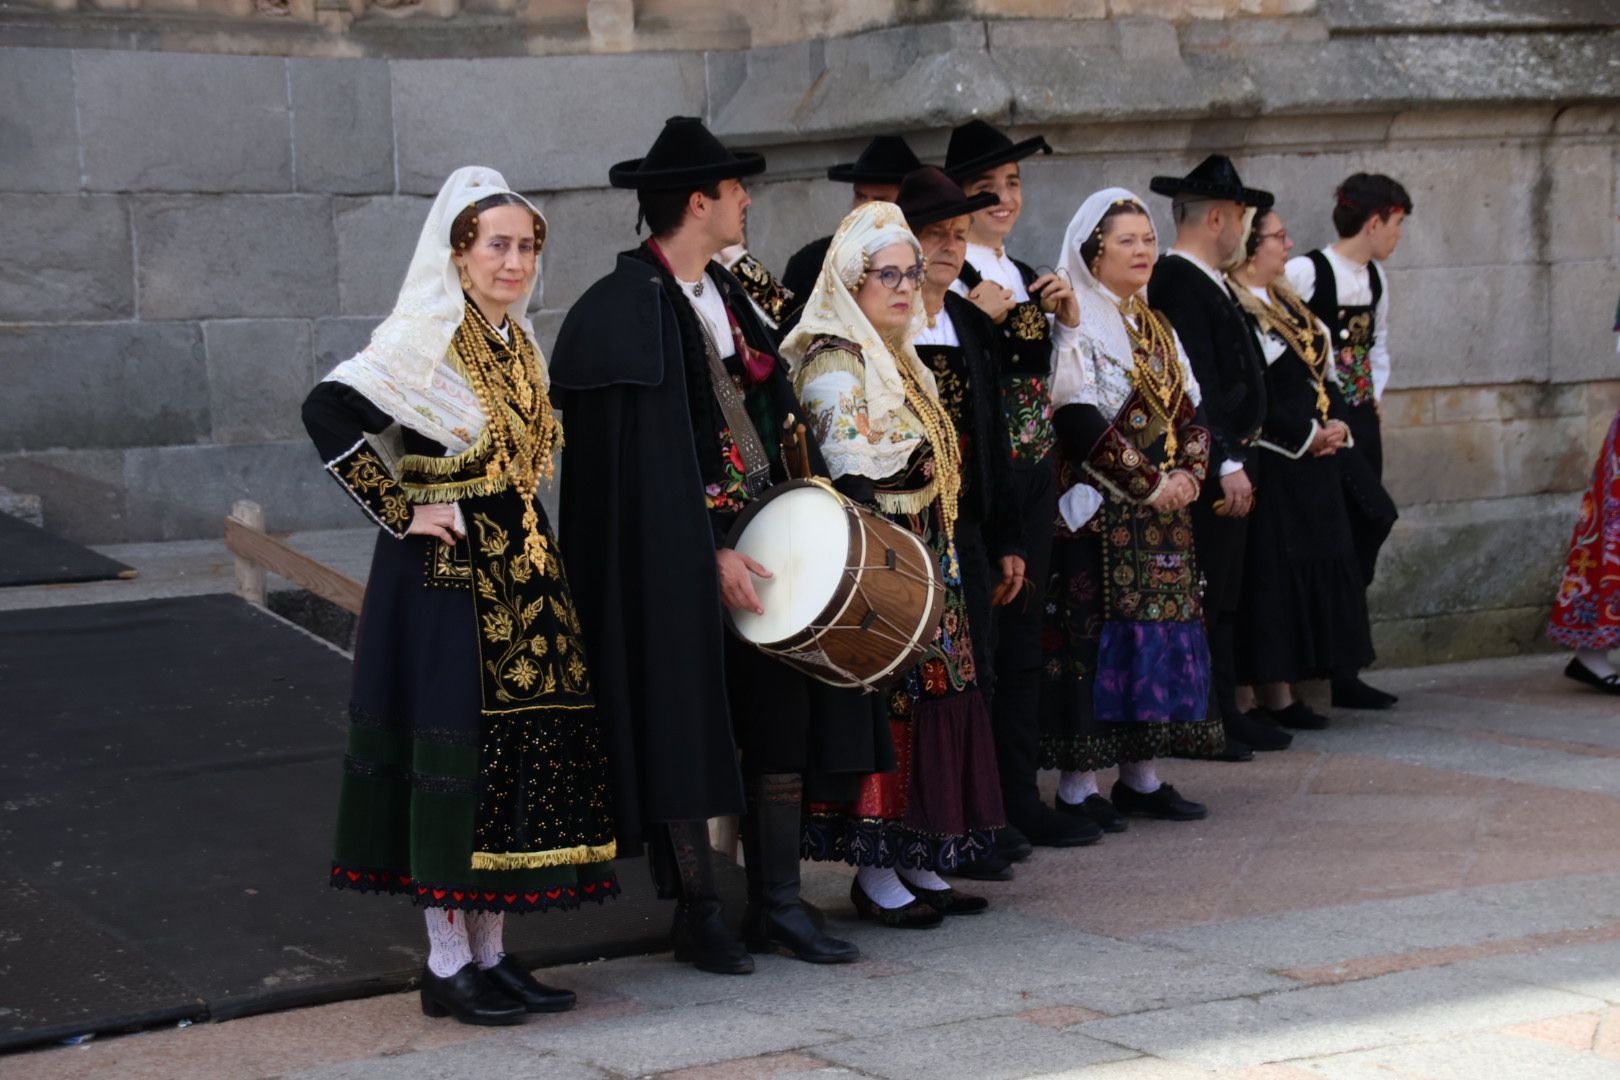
[224,499,365,615]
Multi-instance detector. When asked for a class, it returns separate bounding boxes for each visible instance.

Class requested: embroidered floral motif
[333,446,412,534]
[705,430,749,513]
[731,252,793,324]
[1004,374,1055,461]
[471,513,589,706]
[1009,300,1048,342]
[1334,311,1376,405]
[1102,499,1202,624]
[425,536,473,590]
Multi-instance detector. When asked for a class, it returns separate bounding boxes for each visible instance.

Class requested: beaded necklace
[453,301,564,569]
[1117,295,1187,467]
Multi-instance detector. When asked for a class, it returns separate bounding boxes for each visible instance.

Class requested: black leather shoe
[1564,657,1620,695]
[1213,735,1255,762]
[672,899,755,975]
[482,955,576,1013]
[1332,676,1397,710]
[849,879,943,928]
[994,824,1034,862]
[1272,701,1330,730]
[745,902,860,963]
[1058,793,1128,833]
[1227,708,1294,751]
[419,962,526,1026]
[1013,804,1102,847]
[1110,780,1207,821]
[945,851,1014,882]
[905,884,989,916]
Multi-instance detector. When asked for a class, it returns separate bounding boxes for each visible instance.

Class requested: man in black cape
[1147,154,1290,755]
[550,116,888,975]
[776,134,923,334]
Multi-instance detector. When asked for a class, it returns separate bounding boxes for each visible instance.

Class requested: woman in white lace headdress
[1037,187,1225,831]
[781,201,1005,929]
[301,167,618,1027]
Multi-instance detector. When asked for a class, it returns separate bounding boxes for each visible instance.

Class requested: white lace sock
[424,908,472,978]
[466,910,506,970]
[898,866,951,892]
[1578,649,1617,679]
[1117,759,1162,795]
[1058,770,1100,804]
[856,866,917,910]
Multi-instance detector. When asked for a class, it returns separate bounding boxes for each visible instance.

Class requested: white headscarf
[1050,187,1202,529]
[779,201,937,430]
[1054,186,1151,378]
[323,166,547,453]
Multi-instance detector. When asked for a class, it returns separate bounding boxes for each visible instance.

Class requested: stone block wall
[1,2,1617,665]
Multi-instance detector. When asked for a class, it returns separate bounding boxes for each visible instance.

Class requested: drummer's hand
[717,548,772,615]
[994,555,1026,606]
[407,503,463,546]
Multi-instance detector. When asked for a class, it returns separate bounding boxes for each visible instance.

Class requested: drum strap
[697,317,774,497]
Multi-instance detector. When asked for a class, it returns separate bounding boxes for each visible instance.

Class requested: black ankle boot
[419,962,525,1026]
[741,773,860,964]
[663,821,754,975]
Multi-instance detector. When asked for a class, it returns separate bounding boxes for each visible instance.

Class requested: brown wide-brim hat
[896,166,999,229]
[609,116,766,191]
[942,119,1051,182]
[1149,153,1274,208]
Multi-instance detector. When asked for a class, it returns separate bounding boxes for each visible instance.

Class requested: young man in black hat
[1285,173,1410,711]
[776,135,924,333]
[899,165,1106,853]
[941,119,1089,872]
[1147,154,1290,754]
[550,116,882,975]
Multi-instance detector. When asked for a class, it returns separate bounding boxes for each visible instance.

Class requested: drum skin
[725,479,945,692]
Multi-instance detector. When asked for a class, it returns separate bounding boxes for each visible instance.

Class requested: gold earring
[458,268,472,290]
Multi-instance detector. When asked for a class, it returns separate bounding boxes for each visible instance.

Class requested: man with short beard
[551,117,883,977]
[1148,155,1288,757]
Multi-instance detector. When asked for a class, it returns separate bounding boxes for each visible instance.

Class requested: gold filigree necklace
[1247,286,1332,420]
[1117,295,1187,466]
[454,302,564,569]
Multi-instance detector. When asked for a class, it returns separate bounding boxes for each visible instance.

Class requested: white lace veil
[323,167,547,452]
[779,201,936,429]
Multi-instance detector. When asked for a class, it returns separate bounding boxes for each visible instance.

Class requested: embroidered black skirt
[330,528,619,914]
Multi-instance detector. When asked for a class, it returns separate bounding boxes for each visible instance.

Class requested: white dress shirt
[1284,247,1391,400]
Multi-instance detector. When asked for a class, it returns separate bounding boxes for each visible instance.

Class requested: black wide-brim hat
[896,166,999,229]
[608,116,766,191]
[1149,153,1274,208]
[942,119,1051,182]
[826,135,924,184]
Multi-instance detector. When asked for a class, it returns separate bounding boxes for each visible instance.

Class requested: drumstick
[782,414,812,480]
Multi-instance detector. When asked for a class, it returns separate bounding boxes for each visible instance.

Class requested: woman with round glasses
[1227,207,1380,723]
[783,202,1005,929]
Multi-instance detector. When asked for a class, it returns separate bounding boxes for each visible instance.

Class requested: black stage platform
[0,512,135,587]
[0,595,723,1051]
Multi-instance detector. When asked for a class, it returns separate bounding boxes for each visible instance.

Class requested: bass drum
[725,479,945,692]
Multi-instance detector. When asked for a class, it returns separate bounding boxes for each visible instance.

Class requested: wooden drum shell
[724,480,946,692]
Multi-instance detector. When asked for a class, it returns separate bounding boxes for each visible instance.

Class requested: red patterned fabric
[1549,410,1620,650]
